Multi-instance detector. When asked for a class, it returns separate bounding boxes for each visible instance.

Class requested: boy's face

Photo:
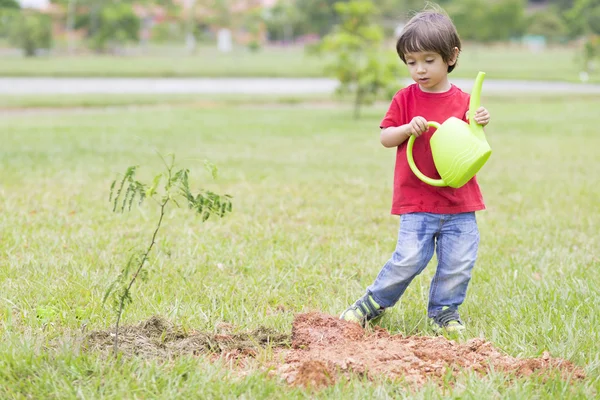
[404,48,458,93]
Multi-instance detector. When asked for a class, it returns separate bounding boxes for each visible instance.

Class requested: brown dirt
[83,313,585,389]
[277,312,586,388]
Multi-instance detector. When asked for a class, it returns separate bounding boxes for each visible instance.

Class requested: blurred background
[0,0,598,83]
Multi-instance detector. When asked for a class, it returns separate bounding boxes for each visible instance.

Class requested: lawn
[0,44,598,83]
[0,93,598,398]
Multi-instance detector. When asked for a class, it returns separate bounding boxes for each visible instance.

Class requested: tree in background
[296,0,341,37]
[4,0,600,65]
[447,0,525,42]
[566,0,600,72]
[0,0,20,38]
[0,0,18,9]
[526,8,568,43]
[242,7,265,51]
[89,2,140,52]
[263,0,302,43]
[315,0,403,119]
[52,0,141,53]
[8,10,52,56]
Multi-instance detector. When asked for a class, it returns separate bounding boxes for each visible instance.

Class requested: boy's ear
[448,47,460,66]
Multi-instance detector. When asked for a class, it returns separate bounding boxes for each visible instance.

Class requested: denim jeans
[367,212,479,318]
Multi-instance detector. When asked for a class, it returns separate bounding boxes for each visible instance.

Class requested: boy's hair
[396,9,461,73]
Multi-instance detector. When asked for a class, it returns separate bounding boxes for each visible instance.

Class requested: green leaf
[109,180,116,203]
[146,173,162,198]
[103,279,119,306]
[204,160,218,179]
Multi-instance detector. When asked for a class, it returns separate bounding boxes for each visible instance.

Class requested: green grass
[0,45,328,78]
[0,92,330,109]
[0,93,599,398]
[0,44,598,83]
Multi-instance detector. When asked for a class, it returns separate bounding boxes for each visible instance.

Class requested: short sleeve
[380,95,402,129]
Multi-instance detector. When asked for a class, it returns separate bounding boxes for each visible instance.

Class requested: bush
[150,21,185,44]
[448,0,526,42]
[526,9,569,43]
[0,0,19,9]
[9,11,52,57]
[247,39,261,52]
[588,6,600,35]
[88,3,140,53]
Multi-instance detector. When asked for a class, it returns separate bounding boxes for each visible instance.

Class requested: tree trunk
[353,88,362,120]
[185,0,197,54]
[66,0,76,54]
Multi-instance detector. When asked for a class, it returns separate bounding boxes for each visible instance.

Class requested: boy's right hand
[408,116,429,137]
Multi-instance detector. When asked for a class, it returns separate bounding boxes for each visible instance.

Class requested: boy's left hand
[468,107,490,126]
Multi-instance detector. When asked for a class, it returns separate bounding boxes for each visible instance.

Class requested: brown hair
[396,10,461,73]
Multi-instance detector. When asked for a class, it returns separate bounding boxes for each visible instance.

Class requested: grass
[0,43,598,83]
[0,45,328,78]
[0,92,599,398]
[0,92,330,109]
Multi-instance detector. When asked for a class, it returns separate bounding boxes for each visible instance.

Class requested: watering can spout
[468,71,486,140]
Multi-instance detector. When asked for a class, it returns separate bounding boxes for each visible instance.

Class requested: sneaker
[340,294,384,327]
[430,306,465,334]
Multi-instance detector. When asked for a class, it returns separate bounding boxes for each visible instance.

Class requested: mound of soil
[279,312,586,388]
[84,313,585,389]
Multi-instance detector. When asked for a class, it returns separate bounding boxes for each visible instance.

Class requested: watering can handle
[406,121,448,187]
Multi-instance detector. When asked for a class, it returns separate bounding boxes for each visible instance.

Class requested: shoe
[430,306,465,334]
[340,294,384,327]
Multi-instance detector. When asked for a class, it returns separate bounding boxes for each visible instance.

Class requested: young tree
[315,0,403,119]
[105,155,232,355]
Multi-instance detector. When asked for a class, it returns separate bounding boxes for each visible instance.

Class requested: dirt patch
[84,315,290,359]
[277,312,586,388]
[83,313,585,389]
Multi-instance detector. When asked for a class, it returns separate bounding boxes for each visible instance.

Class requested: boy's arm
[380,116,429,148]
[380,125,412,148]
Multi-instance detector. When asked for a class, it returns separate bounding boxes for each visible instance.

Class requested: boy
[340,9,491,333]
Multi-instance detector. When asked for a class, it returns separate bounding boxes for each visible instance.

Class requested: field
[0,92,599,398]
[0,44,598,83]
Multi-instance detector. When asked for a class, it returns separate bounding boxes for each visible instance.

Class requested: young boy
[340,9,491,333]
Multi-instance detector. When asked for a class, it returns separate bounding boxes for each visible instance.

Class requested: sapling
[104,154,232,355]
[310,1,402,119]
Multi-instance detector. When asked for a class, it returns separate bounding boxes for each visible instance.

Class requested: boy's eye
[407,61,415,65]
[426,59,434,63]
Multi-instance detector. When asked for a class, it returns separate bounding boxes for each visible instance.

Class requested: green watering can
[406,72,492,188]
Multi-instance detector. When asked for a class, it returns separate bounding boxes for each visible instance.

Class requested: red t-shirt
[380,83,485,215]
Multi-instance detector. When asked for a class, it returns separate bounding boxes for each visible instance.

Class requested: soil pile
[279,312,585,388]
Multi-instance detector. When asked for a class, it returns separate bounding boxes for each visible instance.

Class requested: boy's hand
[408,116,429,137]
[468,107,490,126]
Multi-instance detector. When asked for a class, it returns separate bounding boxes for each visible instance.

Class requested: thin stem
[354,87,362,120]
[113,198,169,356]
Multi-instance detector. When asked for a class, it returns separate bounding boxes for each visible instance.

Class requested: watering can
[406,72,492,188]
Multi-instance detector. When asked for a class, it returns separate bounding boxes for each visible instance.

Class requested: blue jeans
[367,212,479,318]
